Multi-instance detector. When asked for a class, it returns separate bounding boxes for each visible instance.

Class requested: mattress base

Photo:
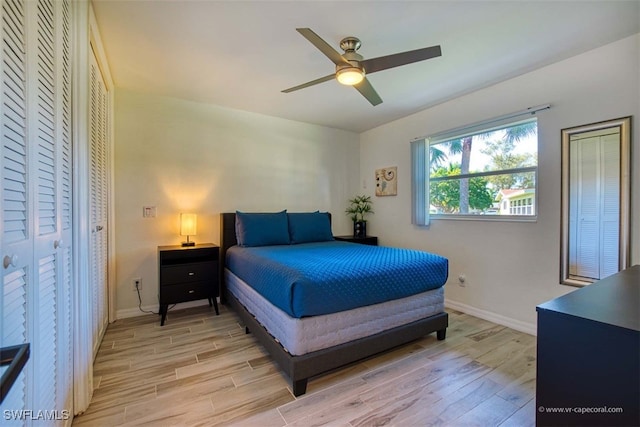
[226,269,445,356]
[225,286,448,396]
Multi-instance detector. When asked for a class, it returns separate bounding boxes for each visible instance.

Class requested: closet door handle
[54,239,64,249]
[3,254,18,269]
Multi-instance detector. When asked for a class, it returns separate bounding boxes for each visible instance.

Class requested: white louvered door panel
[1,0,31,420]
[1,0,74,423]
[36,255,57,412]
[35,0,57,236]
[89,47,109,357]
[568,138,579,276]
[575,137,599,279]
[57,0,73,413]
[1,269,28,419]
[32,0,60,417]
[599,132,620,278]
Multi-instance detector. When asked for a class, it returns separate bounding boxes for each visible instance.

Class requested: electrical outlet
[132,277,142,292]
[458,274,466,287]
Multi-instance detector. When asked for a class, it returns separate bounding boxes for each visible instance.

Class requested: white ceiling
[91,1,639,133]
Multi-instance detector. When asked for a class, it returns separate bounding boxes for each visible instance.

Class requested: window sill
[430,214,538,223]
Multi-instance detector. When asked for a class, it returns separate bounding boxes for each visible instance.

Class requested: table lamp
[180,213,197,246]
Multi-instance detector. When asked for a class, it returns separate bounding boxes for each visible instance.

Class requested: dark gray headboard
[219,213,237,302]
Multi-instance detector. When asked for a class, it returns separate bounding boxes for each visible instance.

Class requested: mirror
[560,117,631,286]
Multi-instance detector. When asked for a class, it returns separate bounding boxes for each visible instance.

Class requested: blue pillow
[288,212,333,244]
[235,210,290,247]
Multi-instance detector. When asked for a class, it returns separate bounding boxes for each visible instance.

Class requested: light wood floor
[72,303,536,426]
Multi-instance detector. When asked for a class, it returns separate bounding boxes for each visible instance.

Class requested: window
[412,116,539,224]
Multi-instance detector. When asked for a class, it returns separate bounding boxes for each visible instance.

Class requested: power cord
[135,281,175,315]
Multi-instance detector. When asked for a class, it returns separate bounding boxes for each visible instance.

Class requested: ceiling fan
[282,28,442,106]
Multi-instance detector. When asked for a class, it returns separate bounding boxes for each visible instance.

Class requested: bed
[219,211,449,396]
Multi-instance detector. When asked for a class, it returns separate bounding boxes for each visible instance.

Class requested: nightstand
[334,235,378,246]
[158,243,219,326]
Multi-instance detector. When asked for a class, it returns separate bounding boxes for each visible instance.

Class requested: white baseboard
[445,299,537,336]
[115,299,211,320]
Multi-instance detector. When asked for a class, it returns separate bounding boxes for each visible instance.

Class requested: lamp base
[181,241,195,247]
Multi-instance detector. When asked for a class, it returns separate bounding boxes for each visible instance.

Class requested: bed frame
[219,212,448,396]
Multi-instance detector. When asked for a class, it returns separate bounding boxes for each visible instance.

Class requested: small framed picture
[375,166,397,196]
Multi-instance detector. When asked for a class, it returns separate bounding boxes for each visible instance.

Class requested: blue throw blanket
[226,241,448,318]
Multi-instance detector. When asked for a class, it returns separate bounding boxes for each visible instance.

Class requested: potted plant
[345,195,374,237]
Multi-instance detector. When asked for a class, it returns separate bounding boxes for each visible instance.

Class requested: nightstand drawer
[160,281,211,304]
[160,261,216,285]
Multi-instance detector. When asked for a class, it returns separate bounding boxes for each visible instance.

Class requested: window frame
[412,113,543,223]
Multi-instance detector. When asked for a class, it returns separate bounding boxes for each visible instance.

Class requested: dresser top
[537,265,639,332]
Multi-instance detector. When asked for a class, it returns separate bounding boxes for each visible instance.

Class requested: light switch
[143,206,156,218]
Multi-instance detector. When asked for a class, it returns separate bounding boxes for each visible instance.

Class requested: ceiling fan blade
[361,45,442,74]
[296,28,351,67]
[354,77,382,106]
[282,74,335,93]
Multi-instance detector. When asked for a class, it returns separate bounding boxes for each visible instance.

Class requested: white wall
[114,89,360,314]
[359,34,640,333]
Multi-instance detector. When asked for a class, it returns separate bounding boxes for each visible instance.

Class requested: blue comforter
[226,241,448,318]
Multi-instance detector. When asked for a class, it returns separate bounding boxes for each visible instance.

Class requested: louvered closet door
[1,0,31,414]
[569,128,620,280]
[1,0,74,422]
[89,46,109,357]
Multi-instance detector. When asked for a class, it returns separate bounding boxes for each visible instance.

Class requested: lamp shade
[180,213,197,236]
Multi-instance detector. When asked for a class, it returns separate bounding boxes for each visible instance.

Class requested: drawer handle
[188,290,195,294]
[188,272,195,276]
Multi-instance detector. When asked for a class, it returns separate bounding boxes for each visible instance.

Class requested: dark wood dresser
[536,265,639,426]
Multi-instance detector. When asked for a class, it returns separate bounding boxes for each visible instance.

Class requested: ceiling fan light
[336,67,365,86]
